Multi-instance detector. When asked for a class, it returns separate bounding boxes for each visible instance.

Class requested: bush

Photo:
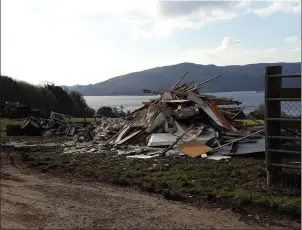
[97,106,115,118]
[249,103,265,118]
[97,106,127,118]
[249,103,293,119]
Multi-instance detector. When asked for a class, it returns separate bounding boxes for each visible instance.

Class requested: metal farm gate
[265,65,301,185]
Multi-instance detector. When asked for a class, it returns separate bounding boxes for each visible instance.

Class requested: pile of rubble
[6,111,95,141]
[1,101,40,118]
[66,73,264,159]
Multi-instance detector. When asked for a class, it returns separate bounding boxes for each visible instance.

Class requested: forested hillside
[0,75,95,117]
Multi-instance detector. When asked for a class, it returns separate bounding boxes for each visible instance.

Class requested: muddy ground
[1,162,301,229]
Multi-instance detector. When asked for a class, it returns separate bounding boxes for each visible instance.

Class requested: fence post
[265,66,282,186]
[0,104,2,140]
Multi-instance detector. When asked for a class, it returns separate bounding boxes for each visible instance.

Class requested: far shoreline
[83,90,263,97]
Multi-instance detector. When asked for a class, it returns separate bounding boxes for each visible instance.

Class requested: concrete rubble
[60,72,265,160]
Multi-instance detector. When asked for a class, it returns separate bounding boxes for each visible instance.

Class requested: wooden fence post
[265,66,282,186]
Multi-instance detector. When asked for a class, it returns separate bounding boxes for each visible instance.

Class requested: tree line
[0,75,95,117]
[96,106,130,118]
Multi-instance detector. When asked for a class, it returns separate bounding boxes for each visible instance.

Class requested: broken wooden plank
[187,74,222,92]
[171,72,188,90]
[206,99,234,130]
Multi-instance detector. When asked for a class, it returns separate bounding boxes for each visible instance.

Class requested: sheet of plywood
[147,133,177,147]
[178,140,213,158]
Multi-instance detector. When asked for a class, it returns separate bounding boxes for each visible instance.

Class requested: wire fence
[281,101,301,118]
[265,66,301,186]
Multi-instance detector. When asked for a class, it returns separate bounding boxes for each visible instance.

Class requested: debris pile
[1,101,40,118]
[88,73,265,159]
[95,118,127,141]
[6,111,93,139]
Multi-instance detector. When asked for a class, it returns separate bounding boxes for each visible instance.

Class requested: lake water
[84,91,264,113]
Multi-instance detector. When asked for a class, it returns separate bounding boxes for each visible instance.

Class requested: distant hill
[66,62,301,96]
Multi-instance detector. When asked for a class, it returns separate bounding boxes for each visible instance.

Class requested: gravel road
[0,165,296,229]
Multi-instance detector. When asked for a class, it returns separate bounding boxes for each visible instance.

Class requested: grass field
[68,117,103,122]
[238,119,264,125]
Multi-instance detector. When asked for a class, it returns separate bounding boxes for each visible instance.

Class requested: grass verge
[15,150,301,219]
[236,119,264,125]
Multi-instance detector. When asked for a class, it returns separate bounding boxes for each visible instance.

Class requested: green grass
[0,119,24,138]
[16,151,301,219]
[69,117,103,123]
[236,119,264,125]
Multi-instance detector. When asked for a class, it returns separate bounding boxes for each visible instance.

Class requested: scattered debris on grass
[3,111,98,141]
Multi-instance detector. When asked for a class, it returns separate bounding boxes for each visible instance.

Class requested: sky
[1,0,301,86]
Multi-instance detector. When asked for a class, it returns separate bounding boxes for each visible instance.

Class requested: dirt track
[0,165,297,229]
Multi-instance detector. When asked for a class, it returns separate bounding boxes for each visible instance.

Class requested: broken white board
[173,121,208,143]
[145,113,166,133]
[147,133,177,147]
[126,154,160,159]
[207,155,231,161]
[115,125,131,144]
[116,130,141,145]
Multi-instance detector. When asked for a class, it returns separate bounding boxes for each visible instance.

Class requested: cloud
[217,37,241,50]
[180,46,300,66]
[1,0,301,85]
[288,47,301,52]
[263,48,277,53]
[284,36,300,43]
[157,1,239,18]
[253,0,301,16]
[129,1,247,39]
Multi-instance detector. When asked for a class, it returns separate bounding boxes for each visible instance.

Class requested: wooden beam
[280,88,301,99]
[171,72,188,90]
[265,66,282,186]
